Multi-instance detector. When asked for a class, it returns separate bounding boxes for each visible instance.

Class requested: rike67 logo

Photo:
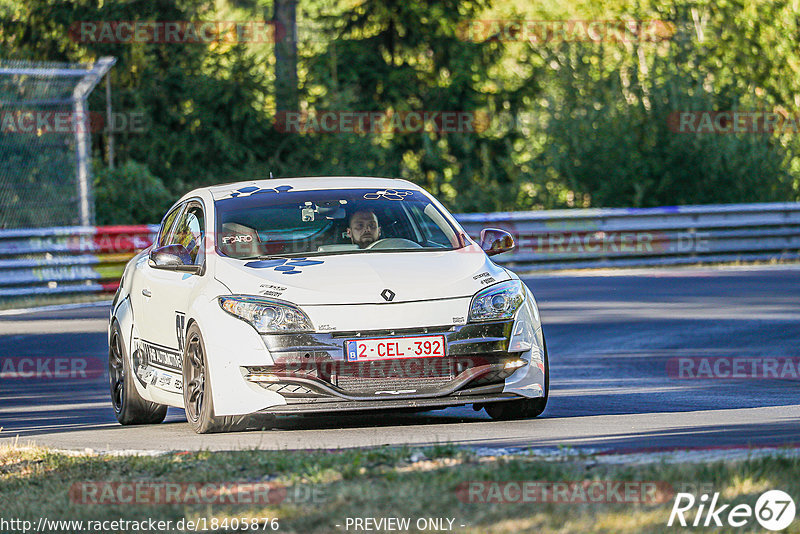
[668,490,795,531]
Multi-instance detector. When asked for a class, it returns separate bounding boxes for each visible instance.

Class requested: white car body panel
[215,245,509,306]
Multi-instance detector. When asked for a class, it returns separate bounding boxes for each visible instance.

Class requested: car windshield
[214,187,463,258]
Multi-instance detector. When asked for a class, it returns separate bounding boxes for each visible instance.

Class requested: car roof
[180,176,422,202]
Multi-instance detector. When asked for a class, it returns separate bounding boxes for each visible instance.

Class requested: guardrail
[0,202,798,302]
[456,202,800,270]
[0,225,158,299]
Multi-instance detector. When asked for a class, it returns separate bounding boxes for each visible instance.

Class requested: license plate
[344,335,446,362]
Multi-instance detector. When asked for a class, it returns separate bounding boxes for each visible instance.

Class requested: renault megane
[108,177,548,433]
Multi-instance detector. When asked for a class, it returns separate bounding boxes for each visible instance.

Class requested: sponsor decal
[258,283,287,297]
[175,313,186,352]
[134,339,181,370]
[137,365,182,394]
[472,273,497,285]
[222,234,253,244]
[244,257,324,275]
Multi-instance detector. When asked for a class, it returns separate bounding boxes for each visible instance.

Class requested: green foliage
[93,160,173,225]
[541,67,794,207]
[1,0,799,222]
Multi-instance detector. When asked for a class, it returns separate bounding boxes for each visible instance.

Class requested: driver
[346,210,381,249]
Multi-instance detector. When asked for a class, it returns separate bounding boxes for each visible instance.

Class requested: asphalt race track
[1,266,799,453]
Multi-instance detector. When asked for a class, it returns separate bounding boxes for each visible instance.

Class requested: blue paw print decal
[225,185,293,199]
[244,258,324,275]
[363,189,412,201]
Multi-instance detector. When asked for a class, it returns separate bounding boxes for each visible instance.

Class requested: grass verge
[1,444,799,533]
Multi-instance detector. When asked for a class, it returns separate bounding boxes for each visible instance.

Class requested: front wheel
[109,322,167,425]
[485,333,549,421]
[182,323,272,434]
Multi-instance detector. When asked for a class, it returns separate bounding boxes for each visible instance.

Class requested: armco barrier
[0,202,798,301]
[0,225,158,299]
[455,202,800,270]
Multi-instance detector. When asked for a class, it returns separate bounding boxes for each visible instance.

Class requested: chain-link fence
[0,57,115,229]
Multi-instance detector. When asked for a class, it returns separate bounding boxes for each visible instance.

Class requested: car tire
[182,323,273,434]
[485,333,549,421]
[109,322,168,425]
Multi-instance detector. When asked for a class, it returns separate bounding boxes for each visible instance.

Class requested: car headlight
[218,295,314,333]
[468,280,526,322]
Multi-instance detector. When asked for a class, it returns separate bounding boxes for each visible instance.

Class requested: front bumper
[241,320,538,413]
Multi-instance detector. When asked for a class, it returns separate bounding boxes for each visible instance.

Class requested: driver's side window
[157,204,184,248]
[168,203,205,265]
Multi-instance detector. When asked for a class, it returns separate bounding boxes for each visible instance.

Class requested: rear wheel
[183,323,273,434]
[109,322,168,425]
[485,334,549,421]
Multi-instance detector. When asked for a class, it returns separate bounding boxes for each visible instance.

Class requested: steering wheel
[366,238,423,250]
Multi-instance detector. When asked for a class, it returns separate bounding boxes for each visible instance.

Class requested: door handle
[142,288,152,298]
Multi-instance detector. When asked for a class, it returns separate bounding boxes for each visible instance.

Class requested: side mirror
[480,228,515,256]
[149,245,200,272]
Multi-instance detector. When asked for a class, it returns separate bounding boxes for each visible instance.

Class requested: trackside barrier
[0,225,158,299]
[1,202,798,301]
[455,202,800,270]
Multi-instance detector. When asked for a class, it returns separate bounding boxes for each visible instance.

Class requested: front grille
[245,354,522,397]
[334,357,457,395]
[335,372,455,395]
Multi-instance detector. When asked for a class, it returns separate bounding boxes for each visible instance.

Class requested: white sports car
[108,177,548,433]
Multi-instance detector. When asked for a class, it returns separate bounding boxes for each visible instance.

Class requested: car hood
[213,246,511,306]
